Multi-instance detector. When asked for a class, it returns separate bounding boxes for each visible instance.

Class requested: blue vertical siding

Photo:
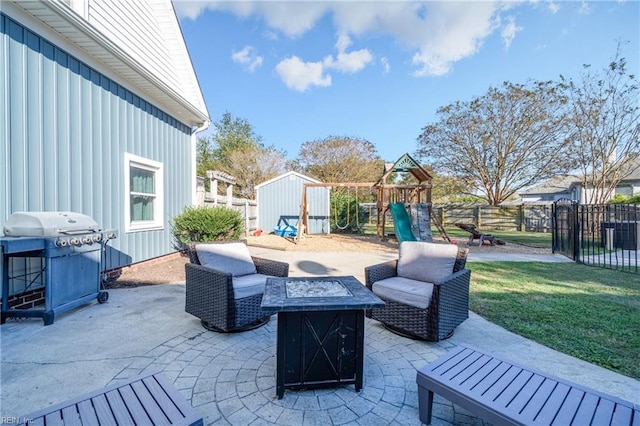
[257,173,330,234]
[1,14,194,274]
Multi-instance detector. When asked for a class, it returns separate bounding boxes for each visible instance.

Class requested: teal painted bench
[417,345,639,425]
[8,371,203,426]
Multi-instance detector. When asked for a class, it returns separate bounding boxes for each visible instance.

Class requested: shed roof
[255,171,322,190]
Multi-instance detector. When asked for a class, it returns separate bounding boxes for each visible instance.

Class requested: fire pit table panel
[262,276,384,399]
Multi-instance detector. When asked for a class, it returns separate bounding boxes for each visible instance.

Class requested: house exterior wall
[256,173,330,234]
[1,13,193,272]
[87,0,181,95]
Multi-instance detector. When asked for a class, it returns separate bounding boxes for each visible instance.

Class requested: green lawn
[468,261,640,379]
[446,227,552,249]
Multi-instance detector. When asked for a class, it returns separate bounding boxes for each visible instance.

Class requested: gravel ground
[107,233,551,288]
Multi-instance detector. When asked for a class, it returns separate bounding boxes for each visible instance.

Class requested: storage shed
[256,172,330,235]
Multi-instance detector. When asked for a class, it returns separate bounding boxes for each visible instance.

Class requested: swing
[334,188,351,230]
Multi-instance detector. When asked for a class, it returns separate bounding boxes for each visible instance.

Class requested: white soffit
[11,0,209,128]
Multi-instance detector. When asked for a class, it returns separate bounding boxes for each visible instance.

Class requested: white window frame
[124,153,164,232]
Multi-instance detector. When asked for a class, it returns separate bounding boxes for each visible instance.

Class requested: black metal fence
[552,199,640,273]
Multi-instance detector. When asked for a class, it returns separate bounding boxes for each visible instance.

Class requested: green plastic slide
[390,203,417,243]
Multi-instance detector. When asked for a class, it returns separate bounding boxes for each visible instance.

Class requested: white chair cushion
[232,273,269,299]
[372,276,434,309]
[196,243,257,277]
[397,241,459,283]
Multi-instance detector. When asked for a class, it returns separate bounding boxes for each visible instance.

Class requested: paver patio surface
[1,248,637,425]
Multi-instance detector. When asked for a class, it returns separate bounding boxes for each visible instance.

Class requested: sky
[173,0,640,163]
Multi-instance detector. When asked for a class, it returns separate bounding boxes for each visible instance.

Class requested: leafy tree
[416,80,571,206]
[558,44,640,204]
[296,136,384,183]
[198,111,288,198]
[431,174,479,203]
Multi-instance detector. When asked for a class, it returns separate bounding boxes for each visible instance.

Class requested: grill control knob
[55,238,68,247]
[69,237,81,246]
[93,234,103,242]
[107,232,117,240]
[82,236,93,244]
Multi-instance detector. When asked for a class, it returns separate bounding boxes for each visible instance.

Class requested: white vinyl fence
[196,176,258,236]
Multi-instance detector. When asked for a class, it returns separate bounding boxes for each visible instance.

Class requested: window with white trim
[124,153,164,232]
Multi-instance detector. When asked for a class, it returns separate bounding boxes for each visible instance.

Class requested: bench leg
[418,385,434,425]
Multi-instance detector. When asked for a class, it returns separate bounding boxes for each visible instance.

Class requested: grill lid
[3,211,99,237]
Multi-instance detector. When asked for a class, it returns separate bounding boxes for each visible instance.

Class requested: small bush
[172,206,244,247]
[609,194,640,204]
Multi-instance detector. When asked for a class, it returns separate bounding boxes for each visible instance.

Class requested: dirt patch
[106,233,551,288]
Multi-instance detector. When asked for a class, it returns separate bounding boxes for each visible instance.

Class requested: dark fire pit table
[261,276,385,399]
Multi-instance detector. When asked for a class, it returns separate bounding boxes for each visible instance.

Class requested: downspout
[191,120,210,206]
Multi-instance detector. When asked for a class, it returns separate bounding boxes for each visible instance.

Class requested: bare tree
[416,80,571,206]
[559,44,640,204]
[296,136,384,183]
[227,146,287,199]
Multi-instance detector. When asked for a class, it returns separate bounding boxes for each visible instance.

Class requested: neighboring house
[519,175,579,203]
[519,162,640,204]
[1,0,210,269]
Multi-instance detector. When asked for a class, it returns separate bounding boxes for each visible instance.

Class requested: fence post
[196,177,205,206]
[518,204,524,232]
[245,200,250,236]
[226,185,233,207]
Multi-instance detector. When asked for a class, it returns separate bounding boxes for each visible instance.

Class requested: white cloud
[501,16,523,49]
[174,1,328,36]
[323,34,373,73]
[276,34,372,91]
[275,56,331,92]
[579,1,592,14]
[548,2,561,14]
[381,57,391,74]
[176,1,527,79]
[173,1,208,20]
[231,46,263,72]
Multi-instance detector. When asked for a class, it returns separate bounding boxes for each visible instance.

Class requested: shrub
[609,194,640,204]
[172,206,244,247]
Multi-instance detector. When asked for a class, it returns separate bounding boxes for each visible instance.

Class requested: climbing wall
[407,203,433,242]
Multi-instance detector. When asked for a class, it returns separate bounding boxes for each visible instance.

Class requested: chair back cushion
[397,241,459,283]
[196,242,257,277]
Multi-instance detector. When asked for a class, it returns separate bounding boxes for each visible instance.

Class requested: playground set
[294,153,450,243]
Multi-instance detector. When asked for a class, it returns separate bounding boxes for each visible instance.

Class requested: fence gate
[552,198,577,260]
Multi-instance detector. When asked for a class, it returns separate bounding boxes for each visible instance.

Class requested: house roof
[521,158,640,196]
[10,0,209,128]
[255,171,322,190]
[520,175,579,195]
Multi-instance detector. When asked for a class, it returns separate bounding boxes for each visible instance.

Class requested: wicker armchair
[365,242,470,341]
[185,240,289,332]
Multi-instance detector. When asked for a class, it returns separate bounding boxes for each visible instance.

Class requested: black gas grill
[0,211,117,325]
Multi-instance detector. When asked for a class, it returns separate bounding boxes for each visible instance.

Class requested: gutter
[191,120,211,206]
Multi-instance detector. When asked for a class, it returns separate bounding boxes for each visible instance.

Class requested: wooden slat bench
[417,345,639,425]
[8,371,203,426]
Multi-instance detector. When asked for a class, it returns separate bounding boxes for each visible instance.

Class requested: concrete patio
[1,248,638,425]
